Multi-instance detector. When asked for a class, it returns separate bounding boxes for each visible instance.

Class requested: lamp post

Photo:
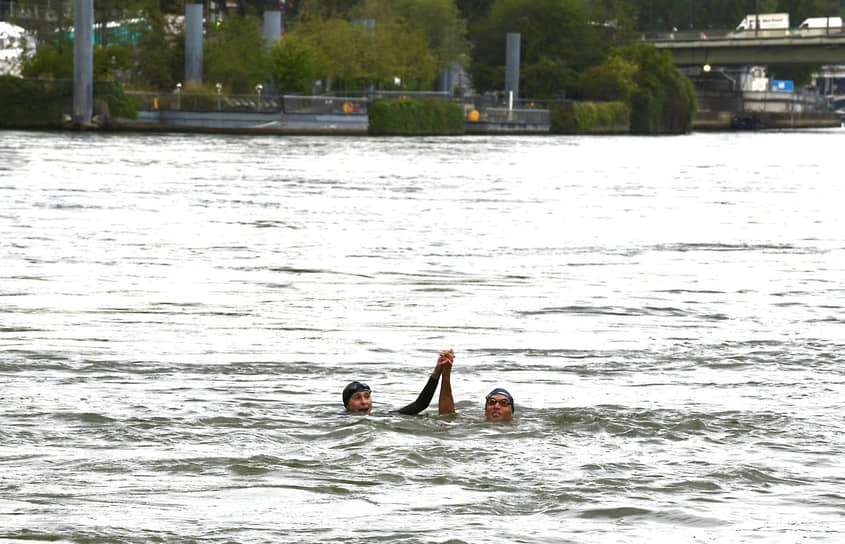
[175,82,182,110]
[255,83,263,111]
[216,82,222,111]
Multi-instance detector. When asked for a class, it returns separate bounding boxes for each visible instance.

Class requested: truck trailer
[735,13,790,31]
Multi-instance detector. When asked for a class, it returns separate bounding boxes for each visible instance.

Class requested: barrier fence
[124,91,554,125]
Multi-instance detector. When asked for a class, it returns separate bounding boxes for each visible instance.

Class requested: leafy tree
[577,54,638,102]
[132,7,184,90]
[390,0,470,71]
[205,13,269,93]
[470,0,610,98]
[613,42,696,134]
[292,16,367,91]
[268,34,325,93]
[288,5,438,92]
[456,0,495,24]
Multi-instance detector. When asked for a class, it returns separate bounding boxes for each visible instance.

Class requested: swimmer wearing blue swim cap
[484,388,514,422]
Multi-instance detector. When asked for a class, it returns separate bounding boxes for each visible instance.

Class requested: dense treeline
[4,0,843,133]
[8,0,845,96]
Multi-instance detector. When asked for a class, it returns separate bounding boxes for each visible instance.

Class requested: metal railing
[124,89,555,127]
[283,95,368,114]
[126,91,282,113]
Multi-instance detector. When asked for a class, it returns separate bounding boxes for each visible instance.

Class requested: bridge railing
[647,27,845,42]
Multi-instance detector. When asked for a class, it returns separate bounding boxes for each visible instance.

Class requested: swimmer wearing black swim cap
[342,349,454,415]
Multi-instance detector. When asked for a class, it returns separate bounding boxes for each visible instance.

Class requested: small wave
[579,506,651,519]
[55,412,116,424]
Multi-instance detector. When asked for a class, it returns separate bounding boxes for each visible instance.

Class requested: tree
[205,13,269,93]
[132,6,183,90]
[391,0,470,71]
[469,0,609,98]
[268,34,325,93]
[613,42,696,134]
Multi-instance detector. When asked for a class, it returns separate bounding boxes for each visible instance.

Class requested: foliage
[614,43,696,134]
[549,101,630,134]
[575,42,695,134]
[0,74,70,126]
[390,0,470,71]
[268,34,324,93]
[22,40,134,83]
[132,8,184,90]
[288,8,438,92]
[577,55,638,102]
[768,64,819,86]
[20,39,73,80]
[368,97,463,134]
[204,13,269,94]
[0,75,137,127]
[94,80,139,119]
[469,0,637,99]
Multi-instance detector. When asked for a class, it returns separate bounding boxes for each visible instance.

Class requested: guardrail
[125,90,555,128]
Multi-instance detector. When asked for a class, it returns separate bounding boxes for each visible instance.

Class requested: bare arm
[438,350,455,415]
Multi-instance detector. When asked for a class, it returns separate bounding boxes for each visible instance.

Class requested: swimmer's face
[484,394,513,422]
[346,391,372,413]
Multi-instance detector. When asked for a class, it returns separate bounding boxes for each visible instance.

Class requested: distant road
[648,29,845,65]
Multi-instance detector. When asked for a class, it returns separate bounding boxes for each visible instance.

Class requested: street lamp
[216,82,222,111]
[255,83,263,110]
[175,82,182,110]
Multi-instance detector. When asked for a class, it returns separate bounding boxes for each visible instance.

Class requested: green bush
[0,76,137,128]
[0,75,72,127]
[578,43,696,135]
[368,98,463,135]
[550,101,629,134]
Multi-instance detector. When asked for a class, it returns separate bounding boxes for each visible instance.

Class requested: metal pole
[185,3,203,86]
[505,33,520,104]
[263,10,281,48]
[72,0,93,125]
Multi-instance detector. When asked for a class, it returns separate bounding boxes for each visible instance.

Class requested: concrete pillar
[185,3,203,86]
[72,0,93,125]
[263,10,282,48]
[505,33,521,102]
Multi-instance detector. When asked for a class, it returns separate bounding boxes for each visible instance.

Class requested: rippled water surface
[1,129,844,543]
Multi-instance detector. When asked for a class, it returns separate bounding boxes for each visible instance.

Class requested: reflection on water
[1,129,844,543]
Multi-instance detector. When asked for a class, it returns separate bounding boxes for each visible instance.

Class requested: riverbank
[80,108,845,135]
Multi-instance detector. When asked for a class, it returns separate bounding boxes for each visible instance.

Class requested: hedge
[549,101,630,134]
[0,76,137,128]
[368,97,463,135]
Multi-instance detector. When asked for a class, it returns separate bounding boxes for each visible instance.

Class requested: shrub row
[549,101,630,135]
[368,98,463,135]
[0,76,137,128]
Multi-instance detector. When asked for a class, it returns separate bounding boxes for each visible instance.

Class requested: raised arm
[395,350,449,415]
[438,350,455,415]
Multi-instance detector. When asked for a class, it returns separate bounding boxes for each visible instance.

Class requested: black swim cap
[343,381,371,408]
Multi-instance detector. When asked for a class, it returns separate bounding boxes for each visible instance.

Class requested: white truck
[735,13,790,31]
[798,17,843,32]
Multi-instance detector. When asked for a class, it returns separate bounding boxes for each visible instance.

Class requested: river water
[1,129,843,543]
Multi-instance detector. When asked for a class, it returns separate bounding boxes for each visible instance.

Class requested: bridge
[651,30,845,66]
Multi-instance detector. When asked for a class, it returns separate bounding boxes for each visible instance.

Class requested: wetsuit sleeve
[395,375,439,415]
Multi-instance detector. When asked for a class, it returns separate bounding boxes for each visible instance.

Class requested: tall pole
[263,10,282,48]
[72,0,93,126]
[185,3,203,86]
[505,33,521,104]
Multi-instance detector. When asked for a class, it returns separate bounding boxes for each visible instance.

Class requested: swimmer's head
[343,381,372,413]
[485,387,514,421]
